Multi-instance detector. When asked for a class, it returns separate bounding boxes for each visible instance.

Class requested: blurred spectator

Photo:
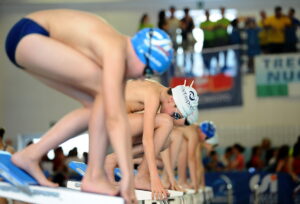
[215,7,230,70]
[0,128,14,204]
[215,7,230,46]
[200,10,218,74]
[41,153,54,180]
[0,131,26,204]
[276,145,299,182]
[158,9,168,32]
[275,145,290,172]
[265,147,279,170]
[180,7,195,70]
[293,135,300,154]
[231,143,245,171]
[167,6,180,51]
[66,147,83,180]
[245,17,261,73]
[284,8,300,52]
[292,136,300,175]
[205,150,224,172]
[248,145,264,170]
[138,13,154,30]
[292,149,300,182]
[260,137,271,164]
[66,147,82,164]
[83,152,89,164]
[229,18,242,45]
[158,9,172,86]
[264,6,291,53]
[0,196,7,204]
[258,10,269,53]
[52,147,68,186]
[229,18,242,66]
[0,128,15,154]
[222,146,233,170]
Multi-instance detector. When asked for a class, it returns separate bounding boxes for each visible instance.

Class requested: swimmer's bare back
[26,9,124,66]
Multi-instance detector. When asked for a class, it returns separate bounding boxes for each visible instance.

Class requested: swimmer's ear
[168,95,175,103]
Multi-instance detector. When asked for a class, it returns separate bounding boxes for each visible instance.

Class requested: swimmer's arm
[196,143,205,188]
[161,148,174,182]
[187,135,199,191]
[161,148,182,191]
[177,139,188,184]
[102,44,133,180]
[143,91,161,180]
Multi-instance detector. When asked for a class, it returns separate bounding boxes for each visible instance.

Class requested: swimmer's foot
[12,150,58,187]
[81,175,119,196]
[134,172,151,191]
[104,154,118,185]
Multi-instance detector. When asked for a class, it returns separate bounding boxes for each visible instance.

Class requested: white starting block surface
[0,181,124,204]
[184,188,196,194]
[204,186,214,200]
[67,180,184,201]
[178,187,214,204]
[134,189,183,201]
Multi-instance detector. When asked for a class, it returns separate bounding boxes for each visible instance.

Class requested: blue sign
[205,172,299,204]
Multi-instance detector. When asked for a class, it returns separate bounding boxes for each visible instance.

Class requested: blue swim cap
[131,28,174,74]
[200,121,216,140]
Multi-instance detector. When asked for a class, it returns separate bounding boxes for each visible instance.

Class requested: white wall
[0,1,300,147]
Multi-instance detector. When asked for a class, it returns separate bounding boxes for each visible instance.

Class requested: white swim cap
[186,109,199,124]
[172,81,199,118]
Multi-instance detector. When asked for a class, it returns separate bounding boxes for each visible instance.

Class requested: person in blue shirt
[245,18,261,73]
[284,8,300,52]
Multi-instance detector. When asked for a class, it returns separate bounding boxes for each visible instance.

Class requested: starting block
[67,161,216,203]
[0,151,124,204]
[0,152,214,204]
[0,181,123,204]
[202,186,214,201]
[67,180,184,201]
[67,162,185,203]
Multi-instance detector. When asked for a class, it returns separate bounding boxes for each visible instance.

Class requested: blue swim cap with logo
[131,28,174,74]
[200,121,216,140]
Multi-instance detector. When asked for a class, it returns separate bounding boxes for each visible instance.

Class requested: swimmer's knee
[157,113,174,130]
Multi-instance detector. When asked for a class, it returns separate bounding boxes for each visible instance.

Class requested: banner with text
[170,72,242,109]
[205,172,300,204]
[255,53,300,97]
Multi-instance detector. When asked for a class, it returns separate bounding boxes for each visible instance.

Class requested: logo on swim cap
[131,28,174,74]
[172,81,199,118]
[189,91,195,101]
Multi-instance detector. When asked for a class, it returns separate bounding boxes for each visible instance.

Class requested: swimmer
[5,9,173,203]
